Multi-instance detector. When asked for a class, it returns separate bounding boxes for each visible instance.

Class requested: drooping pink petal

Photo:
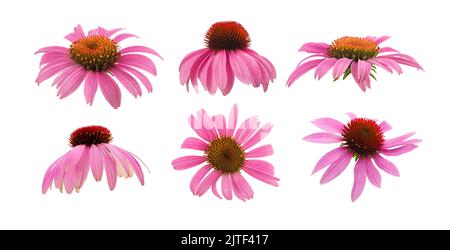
[204,53,219,94]
[220,52,235,95]
[84,71,98,105]
[378,54,423,70]
[89,145,104,181]
[172,155,205,170]
[42,153,67,194]
[311,147,346,174]
[57,68,87,99]
[237,50,263,88]
[40,52,69,66]
[229,50,254,86]
[332,58,353,79]
[98,73,122,109]
[245,159,274,175]
[64,146,89,194]
[190,165,212,194]
[379,121,392,133]
[381,144,418,156]
[378,47,399,53]
[364,158,381,188]
[351,61,366,92]
[314,58,337,80]
[114,145,145,185]
[242,123,273,150]
[189,115,211,141]
[303,132,343,144]
[97,144,117,190]
[211,50,228,94]
[372,154,400,177]
[242,166,279,186]
[195,170,221,196]
[368,58,393,73]
[244,49,276,80]
[120,46,163,59]
[374,58,402,74]
[119,54,157,75]
[226,104,238,137]
[221,174,233,200]
[35,59,75,84]
[230,173,247,201]
[110,66,142,97]
[299,42,330,53]
[35,46,69,55]
[369,36,390,45]
[116,64,153,93]
[232,173,254,200]
[113,33,138,43]
[63,145,86,172]
[198,52,214,91]
[64,24,86,42]
[211,177,222,199]
[357,60,372,86]
[287,59,324,87]
[212,115,227,137]
[245,144,273,158]
[311,118,345,134]
[180,49,209,86]
[181,137,208,151]
[103,144,132,178]
[351,159,367,202]
[75,147,91,191]
[383,132,416,148]
[320,151,352,184]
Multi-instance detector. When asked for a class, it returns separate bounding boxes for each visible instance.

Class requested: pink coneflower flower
[42,126,146,194]
[304,113,420,202]
[287,36,423,91]
[172,104,279,201]
[179,21,276,95]
[35,25,162,109]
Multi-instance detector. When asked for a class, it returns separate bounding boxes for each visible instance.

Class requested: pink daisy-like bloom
[179,21,276,95]
[304,113,420,202]
[172,104,279,201]
[287,36,423,91]
[35,25,162,109]
[42,126,145,194]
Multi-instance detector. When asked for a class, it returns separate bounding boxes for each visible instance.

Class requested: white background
[0,0,448,229]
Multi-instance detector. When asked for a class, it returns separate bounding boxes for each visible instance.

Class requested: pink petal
[235,116,260,145]
[242,123,273,150]
[179,49,208,86]
[89,145,104,181]
[39,52,68,66]
[244,49,276,80]
[320,151,353,184]
[114,145,145,185]
[368,59,393,73]
[357,60,372,85]
[116,64,153,93]
[42,154,66,194]
[245,160,275,175]
[84,72,98,105]
[188,50,213,92]
[229,50,254,85]
[211,50,228,94]
[212,115,227,137]
[196,109,218,140]
[365,158,381,188]
[119,54,157,75]
[110,66,142,97]
[346,112,357,120]
[381,144,418,156]
[299,42,330,53]
[221,52,235,95]
[113,33,138,43]
[64,24,86,42]
[374,58,402,74]
[57,68,87,99]
[189,115,211,142]
[103,144,132,178]
[332,58,353,79]
[383,132,417,148]
[195,170,221,196]
[98,144,117,190]
[232,173,254,200]
[230,174,246,201]
[198,52,214,91]
[181,137,208,151]
[35,59,74,84]
[63,145,86,172]
[172,155,205,170]
[314,58,337,80]
[373,154,400,177]
[378,47,399,53]
[303,132,343,143]
[351,159,367,202]
[245,144,273,158]
[227,104,238,137]
[190,165,212,194]
[221,174,233,200]
[351,61,366,92]
[287,59,324,87]
[98,73,122,109]
[237,51,263,88]
[75,147,91,191]
[379,121,392,133]
[311,118,345,134]
[205,53,218,94]
[211,176,222,199]
[120,46,163,59]
[312,147,345,174]
[243,166,279,186]
[35,46,68,54]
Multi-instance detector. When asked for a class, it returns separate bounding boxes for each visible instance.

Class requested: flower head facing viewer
[304,113,420,202]
[35,25,162,109]
[179,21,276,95]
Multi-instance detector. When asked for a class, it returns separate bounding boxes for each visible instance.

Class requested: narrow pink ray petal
[230,174,246,201]
[351,61,366,92]
[211,176,222,199]
[109,66,142,97]
[98,144,117,190]
[42,153,67,194]
[212,115,227,137]
[314,58,338,80]
[181,137,208,151]
[189,115,211,141]
[98,73,122,109]
[245,160,274,175]
[89,145,104,181]
[311,118,345,134]
[332,58,353,79]
[113,33,138,43]
[242,123,273,150]
[119,54,157,75]
[120,46,163,59]
[287,59,324,87]
[383,132,416,148]
[116,64,153,93]
[84,71,98,105]
[351,159,367,202]
[245,144,273,158]
[232,173,254,200]
[312,147,346,174]
[227,104,238,137]
[378,47,399,53]
[242,166,279,186]
[172,155,205,170]
[320,151,353,184]
[196,170,221,196]
[35,46,68,54]
[57,68,87,99]
[372,154,400,177]
[374,58,403,74]
[381,144,418,156]
[190,165,212,194]
[235,116,260,145]
[379,121,392,133]
[368,59,393,73]
[35,60,75,84]
[221,174,232,200]
[364,158,381,188]
[303,132,343,144]
[114,145,145,185]
[299,42,330,53]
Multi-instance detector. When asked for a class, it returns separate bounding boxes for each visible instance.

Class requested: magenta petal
[35,59,74,84]
[98,144,117,191]
[243,166,279,187]
[211,50,228,94]
[181,137,208,151]
[227,104,238,137]
[374,58,402,74]
[351,159,367,202]
[303,132,342,144]
[211,177,222,199]
[245,160,274,175]
[312,147,345,174]
[57,68,87,99]
[221,174,233,200]
[63,145,85,172]
[320,151,352,184]
[120,46,163,59]
[172,156,205,170]
[314,58,337,80]
[245,144,273,158]
[332,58,353,79]
[235,116,260,145]
[212,115,227,137]
[299,42,330,53]
[232,173,254,200]
[89,145,104,181]
[357,60,372,85]
[189,115,211,141]
[35,46,69,55]
[311,118,345,134]
[242,123,273,150]
[190,165,212,194]
[110,66,142,97]
[368,59,393,73]
[113,33,138,43]
[42,154,66,194]
[84,72,98,105]
[381,144,418,156]
[196,170,221,196]
[364,158,381,188]
[351,61,366,92]
[383,132,416,148]
[114,145,145,185]
[117,64,153,93]
[287,59,324,87]
[378,47,399,53]
[119,54,157,75]
[230,173,247,201]
[98,73,122,109]
[379,121,392,133]
[373,154,400,177]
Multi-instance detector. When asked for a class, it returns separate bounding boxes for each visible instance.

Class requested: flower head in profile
[179,21,276,95]
[287,36,423,91]
[172,105,279,201]
[42,126,146,194]
[35,25,162,109]
[304,113,420,202]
